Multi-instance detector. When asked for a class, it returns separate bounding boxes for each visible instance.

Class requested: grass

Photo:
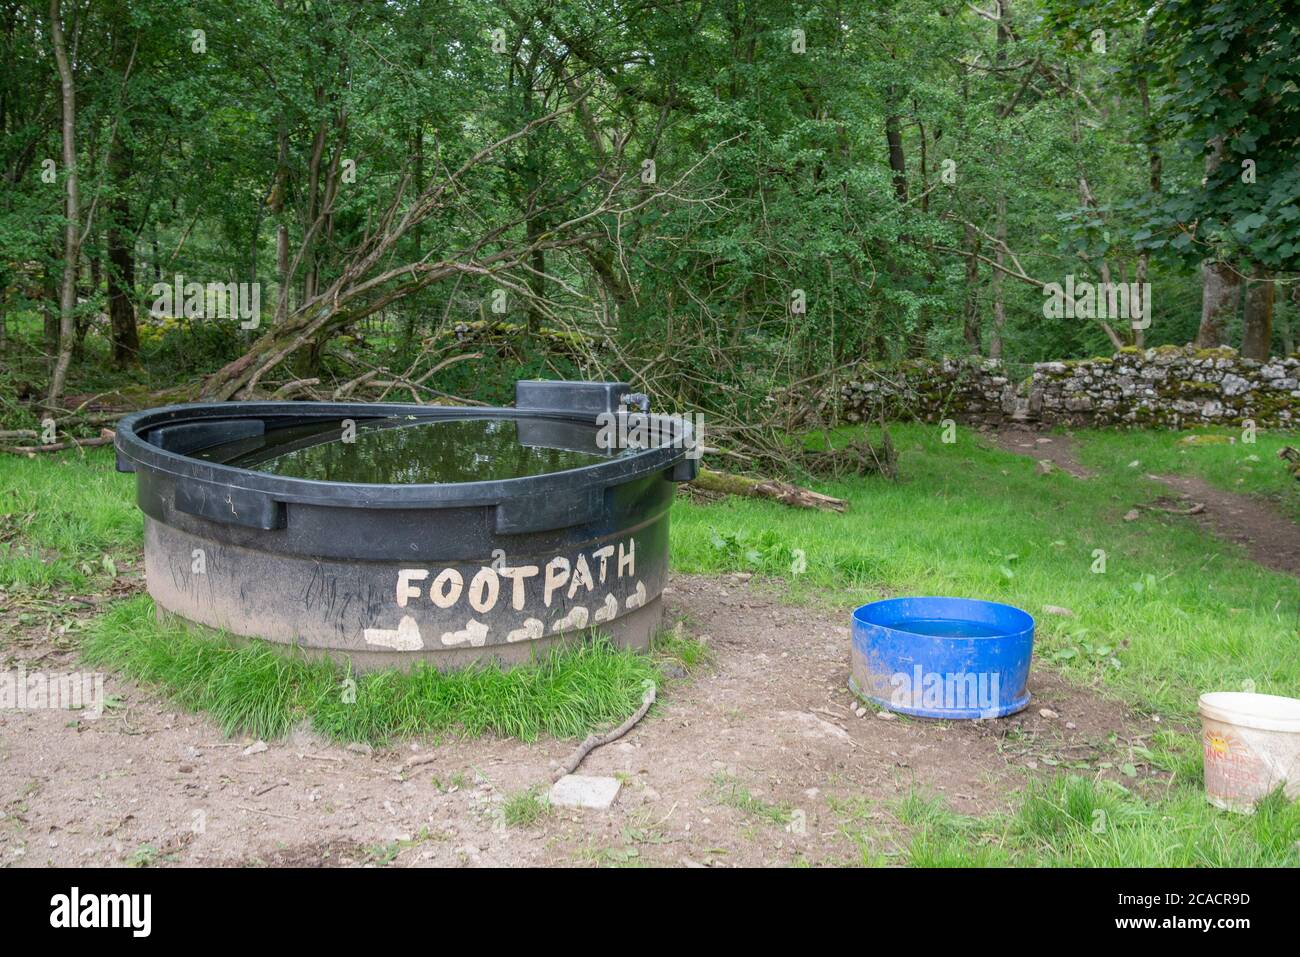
[0,448,139,590]
[501,787,551,828]
[833,779,1300,867]
[81,595,694,744]
[671,422,1300,723]
[712,773,794,826]
[653,620,714,671]
[4,426,1299,865]
[1077,425,1300,519]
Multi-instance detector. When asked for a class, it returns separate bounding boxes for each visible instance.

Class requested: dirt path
[991,426,1300,578]
[1152,473,1300,578]
[1,574,1160,869]
[990,427,1095,479]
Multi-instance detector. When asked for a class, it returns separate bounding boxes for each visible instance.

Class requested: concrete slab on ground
[549,774,622,810]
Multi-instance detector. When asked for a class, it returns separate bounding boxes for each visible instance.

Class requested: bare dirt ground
[991,426,1300,578]
[1,573,1163,868]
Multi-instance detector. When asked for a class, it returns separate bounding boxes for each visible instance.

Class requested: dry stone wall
[835,346,1300,428]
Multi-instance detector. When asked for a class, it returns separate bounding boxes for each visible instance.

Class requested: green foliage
[1139,1,1300,271]
[8,0,1295,421]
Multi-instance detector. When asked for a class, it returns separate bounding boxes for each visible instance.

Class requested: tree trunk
[989,193,1007,359]
[987,1,1011,360]
[1196,260,1240,348]
[46,0,78,409]
[884,103,908,205]
[526,212,546,333]
[1241,265,1274,360]
[273,87,289,325]
[1134,71,1158,347]
[1195,137,1238,348]
[884,87,918,353]
[107,135,139,365]
[962,222,982,352]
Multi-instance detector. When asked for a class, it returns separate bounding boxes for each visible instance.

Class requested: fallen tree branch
[551,679,656,782]
[691,468,848,512]
[0,428,115,457]
[332,369,382,399]
[1136,501,1205,516]
[269,378,321,400]
[402,753,440,771]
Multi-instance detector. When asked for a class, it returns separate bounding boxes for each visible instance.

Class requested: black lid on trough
[515,379,635,417]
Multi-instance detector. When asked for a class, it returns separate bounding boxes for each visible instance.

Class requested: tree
[46,0,78,407]
[1134,0,1300,355]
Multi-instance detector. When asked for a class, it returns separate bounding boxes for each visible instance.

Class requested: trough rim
[114,400,695,511]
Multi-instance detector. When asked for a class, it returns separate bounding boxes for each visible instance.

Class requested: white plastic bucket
[1199,691,1300,813]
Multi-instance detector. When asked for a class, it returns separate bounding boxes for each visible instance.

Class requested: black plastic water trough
[113,380,698,670]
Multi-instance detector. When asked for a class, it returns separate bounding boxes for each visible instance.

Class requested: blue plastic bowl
[850,596,1034,719]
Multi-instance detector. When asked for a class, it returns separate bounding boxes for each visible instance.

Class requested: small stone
[1065,721,1077,730]
[1123,509,1140,522]
[346,742,373,755]
[549,774,622,810]
[875,710,897,721]
[1042,604,1075,618]
[1039,708,1059,719]
[1036,459,1054,475]
[241,740,268,756]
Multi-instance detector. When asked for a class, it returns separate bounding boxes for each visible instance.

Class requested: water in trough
[193,415,649,484]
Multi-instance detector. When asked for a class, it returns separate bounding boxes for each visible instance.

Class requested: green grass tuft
[712,772,793,826]
[651,622,712,672]
[501,787,551,828]
[83,596,669,745]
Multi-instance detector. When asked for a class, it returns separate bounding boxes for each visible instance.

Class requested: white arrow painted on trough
[363,615,424,650]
